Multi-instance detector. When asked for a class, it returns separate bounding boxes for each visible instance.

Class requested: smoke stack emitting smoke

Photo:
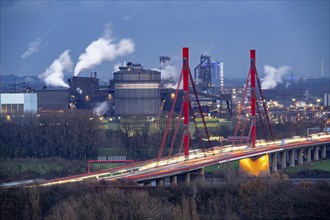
[38,50,72,88]
[39,25,134,88]
[261,65,291,90]
[153,59,181,89]
[74,24,135,76]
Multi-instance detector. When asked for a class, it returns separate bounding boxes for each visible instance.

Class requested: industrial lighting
[171,93,175,99]
[239,154,270,176]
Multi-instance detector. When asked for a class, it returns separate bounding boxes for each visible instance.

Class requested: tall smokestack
[220,62,224,93]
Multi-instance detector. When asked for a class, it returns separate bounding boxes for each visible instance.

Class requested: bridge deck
[36,134,329,186]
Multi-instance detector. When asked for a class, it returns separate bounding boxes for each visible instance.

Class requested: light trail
[5,132,328,188]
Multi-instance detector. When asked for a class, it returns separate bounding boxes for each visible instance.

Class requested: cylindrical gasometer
[114,64,160,116]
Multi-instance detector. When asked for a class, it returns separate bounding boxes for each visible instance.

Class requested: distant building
[0,93,37,114]
[211,61,220,86]
[67,75,113,115]
[160,88,184,114]
[324,93,330,107]
[36,89,69,111]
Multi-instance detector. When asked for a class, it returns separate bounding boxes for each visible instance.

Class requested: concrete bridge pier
[321,146,327,159]
[156,178,164,186]
[184,172,191,184]
[290,150,295,167]
[198,168,205,180]
[170,175,177,186]
[190,168,205,182]
[281,151,287,169]
[306,148,311,163]
[298,149,304,165]
[313,147,319,161]
[271,153,278,172]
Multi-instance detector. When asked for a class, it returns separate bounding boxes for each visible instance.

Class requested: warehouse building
[0,93,37,114]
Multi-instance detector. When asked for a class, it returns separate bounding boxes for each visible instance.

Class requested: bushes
[1,179,330,220]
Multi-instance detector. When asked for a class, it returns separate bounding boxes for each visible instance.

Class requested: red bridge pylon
[230,50,274,147]
[157,48,214,161]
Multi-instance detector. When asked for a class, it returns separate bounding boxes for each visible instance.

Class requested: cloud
[123,15,131,20]
[39,50,72,88]
[261,65,291,90]
[74,24,135,76]
[21,38,43,58]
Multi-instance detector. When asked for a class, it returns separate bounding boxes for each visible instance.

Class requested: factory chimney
[220,62,224,93]
[159,56,171,69]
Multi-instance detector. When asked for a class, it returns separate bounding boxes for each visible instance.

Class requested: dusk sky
[0,1,329,86]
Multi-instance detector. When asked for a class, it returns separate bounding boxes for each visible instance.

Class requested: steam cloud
[113,62,121,73]
[76,87,83,94]
[152,60,179,79]
[39,50,72,88]
[93,101,109,116]
[74,25,135,76]
[153,60,181,89]
[21,38,42,58]
[261,65,290,90]
[160,62,178,79]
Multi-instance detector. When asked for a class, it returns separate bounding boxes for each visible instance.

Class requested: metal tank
[114,63,161,116]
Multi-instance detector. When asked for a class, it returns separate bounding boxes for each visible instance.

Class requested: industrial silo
[114,62,161,116]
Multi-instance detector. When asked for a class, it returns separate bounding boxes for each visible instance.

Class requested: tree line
[0,110,323,160]
[0,111,99,160]
[1,177,329,220]
[0,112,186,160]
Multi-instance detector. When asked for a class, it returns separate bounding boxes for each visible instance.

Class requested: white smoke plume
[152,60,179,79]
[39,50,72,88]
[74,25,135,76]
[93,101,109,116]
[261,65,291,90]
[161,63,178,79]
[76,87,83,94]
[21,38,42,58]
[113,62,121,73]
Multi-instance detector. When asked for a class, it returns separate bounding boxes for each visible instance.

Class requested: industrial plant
[0,53,329,133]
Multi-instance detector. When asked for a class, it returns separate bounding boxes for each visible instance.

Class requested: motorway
[35,132,330,187]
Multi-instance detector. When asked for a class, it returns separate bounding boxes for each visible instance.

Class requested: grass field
[204,159,330,174]
[204,161,239,173]
[284,159,330,173]
[0,158,87,183]
[90,163,123,172]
